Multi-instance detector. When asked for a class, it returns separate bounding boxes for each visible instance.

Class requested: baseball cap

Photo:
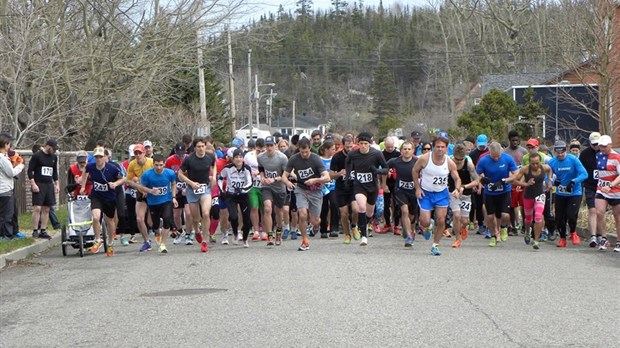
[133,144,146,154]
[232,137,244,148]
[265,136,276,146]
[93,146,105,157]
[553,140,567,150]
[589,132,601,145]
[227,147,236,158]
[76,151,88,161]
[174,142,186,153]
[411,131,422,138]
[598,135,612,146]
[476,134,488,147]
[247,139,256,148]
[143,140,153,147]
[232,148,244,158]
[128,144,136,157]
[526,138,539,147]
[438,131,448,138]
[46,139,59,150]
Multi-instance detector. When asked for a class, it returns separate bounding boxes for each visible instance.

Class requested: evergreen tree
[370,61,400,133]
[517,87,547,139]
[456,89,519,140]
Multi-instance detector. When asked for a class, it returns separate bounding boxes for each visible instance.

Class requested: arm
[412,154,428,198]
[211,164,217,188]
[281,170,295,191]
[572,158,588,185]
[79,170,89,195]
[28,154,39,192]
[512,167,529,187]
[544,165,553,191]
[448,158,461,197]
[464,160,479,189]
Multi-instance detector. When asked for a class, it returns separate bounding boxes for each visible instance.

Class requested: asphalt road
[1,231,618,347]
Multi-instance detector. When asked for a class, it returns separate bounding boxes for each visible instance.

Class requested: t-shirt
[141,168,176,206]
[579,146,599,191]
[476,153,518,195]
[596,150,620,199]
[285,152,326,190]
[504,146,528,167]
[28,150,58,183]
[244,151,261,188]
[345,148,387,190]
[387,157,417,192]
[219,164,253,195]
[320,156,335,192]
[85,162,122,201]
[469,147,489,166]
[383,149,401,185]
[257,151,288,192]
[330,150,351,191]
[126,158,154,181]
[522,152,550,165]
[548,154,588,197]
[180,152,216,184]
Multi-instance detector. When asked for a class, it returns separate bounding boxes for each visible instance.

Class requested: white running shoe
[221,235,229,245]
[360,236,368,246]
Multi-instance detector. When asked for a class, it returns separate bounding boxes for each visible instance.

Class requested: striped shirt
[596,150,620,199]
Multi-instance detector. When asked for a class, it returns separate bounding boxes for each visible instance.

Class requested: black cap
[358,132,373,143]
[46,139,59,150]
[174,142,186,153]
[232,148,244,158]
[247,139,256,148]
[411,131,421,138]
[265,136,276,145]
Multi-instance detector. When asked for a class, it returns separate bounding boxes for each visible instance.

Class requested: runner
[28,139,60,240]
[0,133,25,240]
[177,137,217,253]
[125,143,154,252]
[165,143,193,245]
[593,135,620,252]
[412,136,461,255]
[469,134,489,235]
[579,132,602,247]
[67,151,92,197]
[218,148,253,247]
[330,134,359,244]
[513,152,553,250]
[523,138,556,241]
[257,136,289,246]
[504,130,528,235]
[282,138,331,251]
[447,143,479,248]
[121,145,139,245]
[318,140,339,238]
[244,138,266,240]
[345,132,388,246]
[384,141,417,247]
[381,136,401,234]
[143,140,154,158]
[79,147,125,256]
[548,140,588,248]
[139,154,177,253]
[476,142,519,247]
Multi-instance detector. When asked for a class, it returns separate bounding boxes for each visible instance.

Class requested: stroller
[61,184,103,257]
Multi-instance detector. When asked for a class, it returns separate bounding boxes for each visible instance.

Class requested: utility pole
[227,30,237,138]
[292,100,296,135]
[268,88,274,132]
[194,1,208,136]
[248,49,252,138]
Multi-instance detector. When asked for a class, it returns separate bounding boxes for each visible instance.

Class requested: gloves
[234,188,242,196]
[480,177,492,185]
[565,180,574,193]
[554,179,561,187]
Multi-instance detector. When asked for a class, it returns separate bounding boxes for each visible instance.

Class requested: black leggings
[383,188,401,227]
[226,195,251,241]
[471,191,485,226]
[554,195,581,238]
[320,191,339,233]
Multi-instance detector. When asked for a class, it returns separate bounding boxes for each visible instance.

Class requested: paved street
[1,232,618,347]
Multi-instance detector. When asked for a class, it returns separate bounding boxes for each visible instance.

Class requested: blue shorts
[185,184,212,204]
[417,189,450,211]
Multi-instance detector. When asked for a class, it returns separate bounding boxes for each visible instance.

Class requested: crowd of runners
[0,128,618,257]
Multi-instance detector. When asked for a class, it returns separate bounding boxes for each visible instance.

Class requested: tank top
[448,157,472,195]
[523,166,546,199]
[420,154,449,192]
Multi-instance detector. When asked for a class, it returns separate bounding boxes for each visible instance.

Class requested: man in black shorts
[345,132,388,246]
[28,139,60,239]
[330,134,359,244]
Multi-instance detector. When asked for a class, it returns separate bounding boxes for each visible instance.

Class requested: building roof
[482,72,559,95]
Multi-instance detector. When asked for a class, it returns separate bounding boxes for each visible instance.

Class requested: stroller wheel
[79,232,84,257]
[61,225,67,257]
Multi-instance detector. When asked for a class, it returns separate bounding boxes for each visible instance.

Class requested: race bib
[229,180,244,189]
[194,184,207,194]
[76,195,89,201]
[265,170,278,179]
[253,176,261,187]
[593,170,599,179]
[557,185,567,193]
[432,176,448,186]
[176,182,187,190]
[41,166,53,176]
[212,196,219,206]
[93,182,108,192]
[153,186,168,196]
[598,179,612,188]
[349,170,356,180]
[129,188,137,198]
[356,172,373,184]
[459,200,471,211]
[535,193,546,203]
[398,180,414,190]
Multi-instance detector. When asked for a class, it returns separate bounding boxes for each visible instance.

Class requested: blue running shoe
[140,241,152,252]
[404,235,414,248]
[15,232,26,239]
[541,231,549,241]
[484,229,492,239]
[431,243,441,256]
[477,225,486,235]
[423,228,432,241]
[282,228,289,240]
[291,229,298,240]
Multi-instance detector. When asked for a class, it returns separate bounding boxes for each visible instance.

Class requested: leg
[32,205,42,233]
[433,207,447,244]
[354,193,369,237]
[39,206,50,231]
[135,201,149,241]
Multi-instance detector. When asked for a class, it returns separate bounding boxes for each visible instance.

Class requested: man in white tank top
[412,136,461,256]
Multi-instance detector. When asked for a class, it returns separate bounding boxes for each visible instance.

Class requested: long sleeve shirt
[0,153,25,195]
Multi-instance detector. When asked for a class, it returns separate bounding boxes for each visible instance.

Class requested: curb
[0,234,61,270]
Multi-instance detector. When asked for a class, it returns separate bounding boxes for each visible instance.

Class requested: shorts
[136,190,147,203]
[32,182,56,207]
[91,196,117,219]
[417,189,450,211]
[261,187,286,208]
[218,194,228,209]
[174,195,187,208]
[148,201,173,230]
[353,184,378,205]
[336,189,356,208]
[449,194,472,215]
[510,189,523,208]
[248,187,263,210]
[584,187,596,209]
[595,193,620,206]
[484,192,511,218]
[284,191,291,206]
[394,189,418,214]
[295,188,323,217]
[185,184,212,204]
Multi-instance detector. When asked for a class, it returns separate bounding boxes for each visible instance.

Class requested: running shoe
[298,239,309,251]
[569,232,580,245]
[308,225,315,237]
[32,230,39,238]
[540,231,549,241]
[282,228,290,240]
[243,240,250,248]
[329,231,339,238]
[252,232,260,240]
[443,229,452,238]
[556,238,567,248]
[170,229,178,239]
[209,234,216,243]
[404,235,414,248]
[129,235,138,244]
[185,233,194,245]
[200,241,208,252]
[532,240,540,250]
[105,246,114,257]
[423,227,432,241]
[373,221,380,234]
[477,225,486,235]
[461,227,468,241]
[452,240,461,248]
[524,232,531,245]
[195,232,203,244]
[430,243,441,256]
[90,241,102,253]
[488,237,497,247]
[155,235,162,245]
[468,222,475,231]
[221,235,229,245]
[380,224,392,234]
[15,232,26,239]
[343,235,351,244]
[159,243,168,253]
[236,232,243,243]
[320,232,328,239]
[140,241,152,252]
[589,235,598,248]
[598,238,610,251]
[39,231,52,240]
[120,236,129,246]
[261,232,268,241]
[393,226,402,236]
[507,226,518,236]
[275,231,282,246]
[484,229,492,239]
[547,230,557,241]
[367,224,374,238]
[351,227,361,241]
[291,229,298,240]
[613,242,620,252]
[267,233,275,246]
[360,236,368,246]
[500,227,508,242]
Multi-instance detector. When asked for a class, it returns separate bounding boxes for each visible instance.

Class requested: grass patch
[0,238,35,254]
[17,205,68,234]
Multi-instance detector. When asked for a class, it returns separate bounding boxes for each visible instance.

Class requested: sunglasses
[422,147,431,151]
[453,157,464,161]
[554,148,566,153]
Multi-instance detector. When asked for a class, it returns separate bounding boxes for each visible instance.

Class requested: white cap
[128,144,136,157]
[143,140,153,147]
[589,132,601,144]
[598,135,612,146]
[227,147,237,158]
[299,133,310,140]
